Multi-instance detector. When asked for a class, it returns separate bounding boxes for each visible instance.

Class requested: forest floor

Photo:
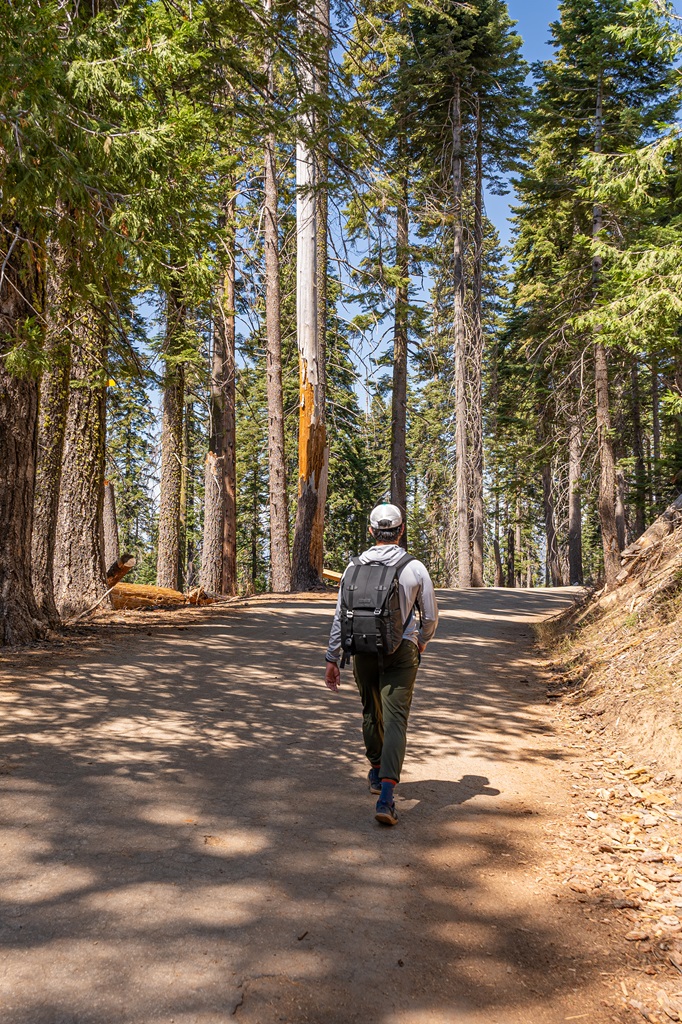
[0,585,679,1024]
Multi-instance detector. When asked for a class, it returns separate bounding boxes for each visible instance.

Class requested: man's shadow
[397,775,500,814]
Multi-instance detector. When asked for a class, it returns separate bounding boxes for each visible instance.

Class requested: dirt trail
[0,586,626,1024]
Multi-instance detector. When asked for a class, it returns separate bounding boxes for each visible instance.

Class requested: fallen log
[106,553,136,588]
[186,586,215,606]
[111,582,215,611]
[112,583,187,610]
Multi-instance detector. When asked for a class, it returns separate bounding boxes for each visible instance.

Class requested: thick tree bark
[391,171,409,546]
[630,359,646,536]
[0,229,44,645]
[263,25,291,592]
[54,313,109,620]
[470,93,485,588]
[452,79,470,588]
[514,505,522,588]
[541,463,563,586]
[291,0,328,591]
[157,292,185,590]
[200,215,238,598]
[103,480,120,569]
[593,73,620,587]
[567,414,584,585]
[32,250,71,625]
[200,217,238,599]
[201,450,223,594]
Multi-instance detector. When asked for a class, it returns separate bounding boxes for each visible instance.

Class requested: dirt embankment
[539,500,682,1023]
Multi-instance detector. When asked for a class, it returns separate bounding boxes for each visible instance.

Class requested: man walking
[324,503,438,825]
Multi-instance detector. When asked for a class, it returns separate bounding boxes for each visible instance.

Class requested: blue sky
[484,0,559,244]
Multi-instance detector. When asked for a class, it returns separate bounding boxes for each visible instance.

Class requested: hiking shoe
[368,767,381,795]
[375,799,398,826]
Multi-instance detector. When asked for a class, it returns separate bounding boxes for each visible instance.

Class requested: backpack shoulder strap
[393,552,415,575]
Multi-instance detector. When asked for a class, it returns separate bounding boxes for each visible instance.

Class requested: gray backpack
[339,553,416,666]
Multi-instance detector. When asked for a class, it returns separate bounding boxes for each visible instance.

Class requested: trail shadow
[398,774,501,812]
[0,586,605,1024]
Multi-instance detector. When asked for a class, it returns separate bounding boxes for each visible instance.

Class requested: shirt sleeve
[325,573,346,664]
[415,564,438,645]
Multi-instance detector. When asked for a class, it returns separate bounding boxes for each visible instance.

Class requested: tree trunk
[567,414,584,585]
[178,398,192,591]
[0,228,44,645]
[391,170,409,545]
[493,494,503,586]
[452,79,470,588]
[615,468,628,550]
[652,354,661,509]
[592,73,620,587]
[541,463,563,586]
[103,481,120,569]
[54,313,109,620]
[470,93,485,588]
[32,249,71,626]
[157,292,185,590]
[200,243,238,598]
[514,505,522,588]
[263,24,291,592]
[291,0,328,591]
[630,359,646,536]
[506,522,515,588]
[595,343,620,585]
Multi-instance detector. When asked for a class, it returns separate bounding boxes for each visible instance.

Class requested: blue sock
[379,780,395,805]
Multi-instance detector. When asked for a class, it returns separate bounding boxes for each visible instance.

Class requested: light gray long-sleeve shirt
[325,544,439,664]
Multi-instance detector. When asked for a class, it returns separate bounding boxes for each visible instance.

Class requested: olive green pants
[352,639,419,784]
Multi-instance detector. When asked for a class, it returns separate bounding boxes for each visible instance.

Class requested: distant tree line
[0,0,680,645]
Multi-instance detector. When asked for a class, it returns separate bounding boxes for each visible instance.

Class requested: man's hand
[417,640,426,654]
[325,661,341,692]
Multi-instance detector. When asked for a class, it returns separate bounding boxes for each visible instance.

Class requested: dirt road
[0,586,623,1024]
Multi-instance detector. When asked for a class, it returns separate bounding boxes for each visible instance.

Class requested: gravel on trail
[0,585,637,1024]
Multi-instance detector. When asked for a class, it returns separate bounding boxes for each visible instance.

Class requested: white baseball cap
[369,503,403,529]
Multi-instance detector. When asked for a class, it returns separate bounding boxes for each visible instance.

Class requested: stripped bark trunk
[157,292,185,590]
[541,463,563,586]
[452,79,470,588]
[567,414,584,584]
[593,73,620,587]
[54,312,109,620]
[470,93,485,588]
[103,481,120,569]
[263,12,291,592]
[0,228,44,644]
[312,0,330,567]
[391,170,409,546]
[291,0,328,591]
[32,245,71,625]
[630,359,646,536]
